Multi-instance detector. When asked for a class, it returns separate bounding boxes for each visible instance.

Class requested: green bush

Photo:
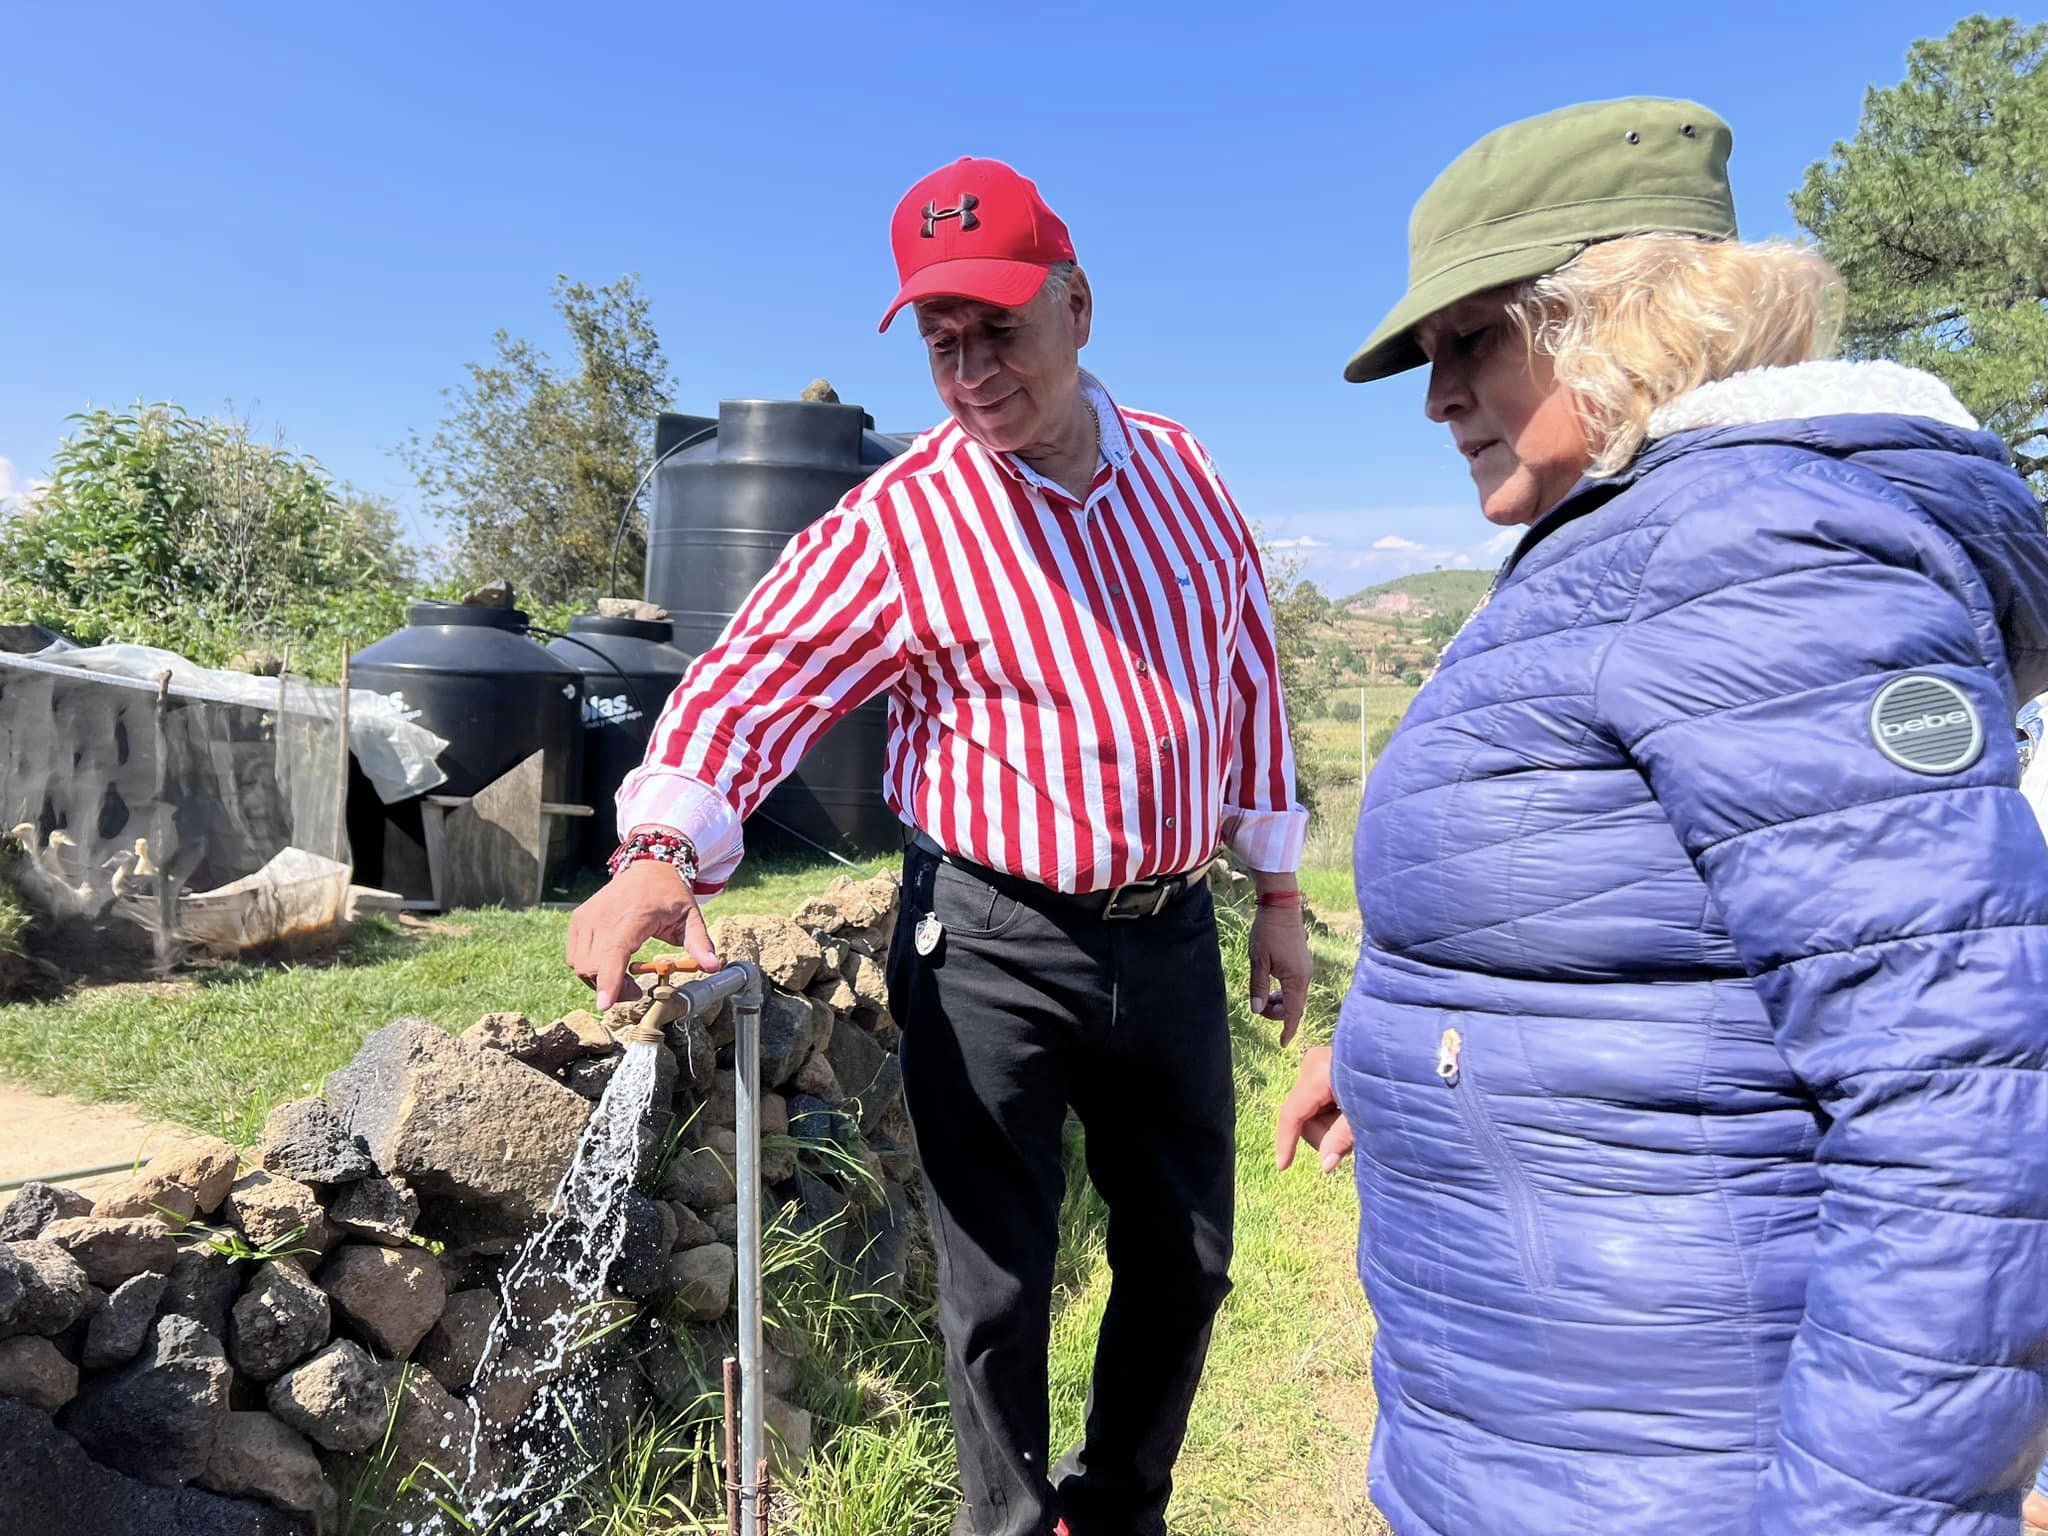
[0,405,415,682]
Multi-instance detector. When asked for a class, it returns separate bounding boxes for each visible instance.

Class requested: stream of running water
[408,1039,663,1534]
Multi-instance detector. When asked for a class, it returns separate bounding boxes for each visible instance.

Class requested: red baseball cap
[878,157,1077,332]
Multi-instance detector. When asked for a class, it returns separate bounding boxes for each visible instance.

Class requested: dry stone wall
[0,869,920,1534]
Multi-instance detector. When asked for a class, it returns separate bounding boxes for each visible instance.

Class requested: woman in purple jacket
[1279,98,2048,1534]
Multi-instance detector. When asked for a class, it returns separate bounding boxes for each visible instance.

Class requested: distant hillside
[1342,569,1495,617]
[1296,565,1498,697]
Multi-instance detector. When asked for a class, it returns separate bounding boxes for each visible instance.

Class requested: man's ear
[1068,267,1093,350]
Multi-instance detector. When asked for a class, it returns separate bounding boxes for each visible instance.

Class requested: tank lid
[406,600,530,632]
[565,612,674,643]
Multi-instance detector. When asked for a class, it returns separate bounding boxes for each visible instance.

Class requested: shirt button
[1108,584,1124,598]
[1135,658,1150,675]
[1165,816,1176,828]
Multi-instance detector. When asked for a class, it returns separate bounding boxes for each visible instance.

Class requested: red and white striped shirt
[617,373,1305,895]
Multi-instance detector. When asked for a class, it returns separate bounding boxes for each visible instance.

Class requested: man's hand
[566,857,721,1009]
[1276,1045,1354,1174]
[1247,886,1312,1045]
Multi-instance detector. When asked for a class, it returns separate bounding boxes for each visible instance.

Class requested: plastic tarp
[39,645,448,804]
[0,643,441,964]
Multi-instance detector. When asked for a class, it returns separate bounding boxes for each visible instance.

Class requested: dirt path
[0,1080,181,1198]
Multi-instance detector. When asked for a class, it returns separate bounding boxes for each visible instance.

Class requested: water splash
[415,1041,663,1533]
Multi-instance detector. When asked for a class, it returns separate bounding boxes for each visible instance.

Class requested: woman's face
[1416,290,1592,527]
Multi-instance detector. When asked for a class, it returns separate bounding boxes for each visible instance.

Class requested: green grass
[0,853,1387,1532]
[1048,912,1383,1536]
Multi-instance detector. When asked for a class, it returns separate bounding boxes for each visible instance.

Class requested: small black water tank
[547,613,691,870]
[647,399,908,855]
[347,597,583,900]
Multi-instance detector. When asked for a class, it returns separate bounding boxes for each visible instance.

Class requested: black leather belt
[906,829,1210,921]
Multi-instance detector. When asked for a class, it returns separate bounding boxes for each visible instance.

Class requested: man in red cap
[569,156,1310,1536]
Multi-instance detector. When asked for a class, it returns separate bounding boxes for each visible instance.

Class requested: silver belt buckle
[1103,879,1174,920]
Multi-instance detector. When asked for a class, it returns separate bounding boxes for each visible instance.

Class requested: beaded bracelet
[608,829,700,886]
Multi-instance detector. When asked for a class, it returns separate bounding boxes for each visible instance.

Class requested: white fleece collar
[1647,359,1979,439]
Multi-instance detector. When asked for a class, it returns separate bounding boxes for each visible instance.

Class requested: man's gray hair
[1040,260,1079,302]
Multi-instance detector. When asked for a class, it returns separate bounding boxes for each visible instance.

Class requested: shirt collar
[984,369,1132,500]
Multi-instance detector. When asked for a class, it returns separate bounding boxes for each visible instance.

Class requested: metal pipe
[723,1355,742,1536]
[731,964,767,1536]
[0,1161,134,1194]
[642,959,766,1535]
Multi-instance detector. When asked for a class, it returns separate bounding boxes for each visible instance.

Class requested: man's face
[915,272,1092,455]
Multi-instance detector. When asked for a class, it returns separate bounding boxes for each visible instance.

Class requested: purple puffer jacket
[1340,361,2048,1535]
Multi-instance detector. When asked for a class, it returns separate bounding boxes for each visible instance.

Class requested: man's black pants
[888,844,1236,1536]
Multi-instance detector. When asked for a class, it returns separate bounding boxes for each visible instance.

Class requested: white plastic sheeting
[39,644,448,804]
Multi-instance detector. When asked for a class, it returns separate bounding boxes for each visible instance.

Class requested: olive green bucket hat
[1344,97,1738,383]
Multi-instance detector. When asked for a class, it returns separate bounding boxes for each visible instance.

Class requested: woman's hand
[1276,1045,1354,1174]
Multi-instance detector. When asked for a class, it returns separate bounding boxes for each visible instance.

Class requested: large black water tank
[646,399,908,855]
[546,612,691,870]
[347,598,583,900]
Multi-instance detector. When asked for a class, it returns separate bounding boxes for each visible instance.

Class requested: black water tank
[347,598,583,900]
[646,399,908,855]
[546,613,691,870]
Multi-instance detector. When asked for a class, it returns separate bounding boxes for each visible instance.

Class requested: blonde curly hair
[1505,235,1847,475]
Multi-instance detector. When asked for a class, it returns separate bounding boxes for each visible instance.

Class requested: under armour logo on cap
[921,194,980,237]
[882,157,1077,331]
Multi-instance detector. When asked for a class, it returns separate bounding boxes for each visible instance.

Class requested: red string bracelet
[1256,889,1303,909]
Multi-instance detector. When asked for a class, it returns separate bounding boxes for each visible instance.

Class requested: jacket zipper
[1437,1027,1555,1293]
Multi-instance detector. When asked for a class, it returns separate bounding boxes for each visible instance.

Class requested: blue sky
[1,2,1967,596]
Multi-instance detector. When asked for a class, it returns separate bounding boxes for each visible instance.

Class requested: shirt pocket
[1166,558,1235,693]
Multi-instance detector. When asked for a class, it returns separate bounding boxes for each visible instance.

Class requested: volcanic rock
[416,1286,499,1393]
[36,1216,176,1288]
[563,1053,620,1100]
[662,1144,736,1212]
[318,1244,445,1359]
[0,1333,78,1411]
[609,1193,673,1302]
[0,1396,310,1536]
[221,1170,331,1259]
[709,915,823,992]
[667,1203,718,1253]
[256,1099,376,1185]
[324,1019,594,1254]
[83,1270,169,1370]
[201,1410,334,1522]
[758,987,829,1089]
[325,1176,418,1246]
[1,1181,95,1241]
[151,1136,242,1216]
[266,1340,385,1454]
[68,1315,234,1485]
[92,1169,198,1225]
[156,1247,244,1341]
[228,1261,330,1382]
[378,1361,479,1482]
[0,1239,95,1338]
[765,1392,814,1476]
[792,1050,842,1100]
[666,1243,736,1321]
